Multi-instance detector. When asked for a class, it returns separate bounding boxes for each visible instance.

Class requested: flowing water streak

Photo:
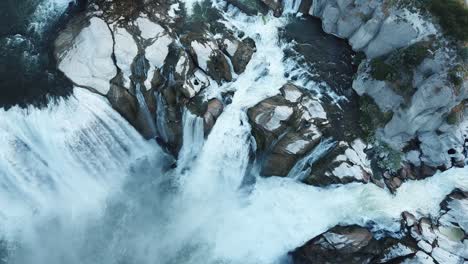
[287,138,337,180]
[135,83,157,136]
[155,92,170,143]
[177,108,205,170]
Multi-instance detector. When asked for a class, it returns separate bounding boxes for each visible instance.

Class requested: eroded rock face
[54,0,258,152]
[400,190,468,264]
[260,0,283,16]
[306,0,436,59]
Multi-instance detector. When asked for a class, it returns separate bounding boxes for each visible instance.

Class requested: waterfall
[0,88,162,237]
[135,83,157,137]
[282,0,302,14]
[177,109,205,170]
[155,92,170,143]
[287,138,337,180]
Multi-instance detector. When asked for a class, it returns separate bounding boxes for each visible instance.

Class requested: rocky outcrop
[54,0,257,153]
[248,83,328,176]
[305,139,374,186]
[400,190,468,264]
[305,0,436,59]
[271,0,468,175]
[292,189,468,264]
[230,38,256,74]
[291,225,418,264]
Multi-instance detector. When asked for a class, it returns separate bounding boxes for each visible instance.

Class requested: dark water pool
[0,0,86,109]
[281,15,363,141]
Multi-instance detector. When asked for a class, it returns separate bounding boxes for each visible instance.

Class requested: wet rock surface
[248,83,327,176]
[291,189,468,264]
[54,0,261,152]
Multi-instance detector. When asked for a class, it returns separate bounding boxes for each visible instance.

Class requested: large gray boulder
[248,83,329,176]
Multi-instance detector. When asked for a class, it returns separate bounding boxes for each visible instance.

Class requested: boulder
[190,39,232,83]
[306,139,373,186]
[261,126,322,176]
[203,98,224,134]
[248,83,333,177]
[291,225,417,264]
[232,38,256,74]
[55,16,116,94]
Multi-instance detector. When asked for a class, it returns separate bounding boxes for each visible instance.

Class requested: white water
[135,83,157,137]
[29,0,73,34]
[177,109,205,170]
[287,138,336,180]
[1,1,467,264]
[282,0,302,14]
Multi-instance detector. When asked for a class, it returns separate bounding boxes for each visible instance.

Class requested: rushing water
[0,1,467,264]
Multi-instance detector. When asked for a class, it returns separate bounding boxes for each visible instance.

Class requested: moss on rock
[358,95,394,139]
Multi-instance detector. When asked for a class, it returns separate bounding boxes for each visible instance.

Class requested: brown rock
[232,38,256,74]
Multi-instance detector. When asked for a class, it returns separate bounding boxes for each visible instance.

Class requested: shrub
[429,0,468,41]
[394,42,431,68]
[369,58,398,81]
[185,0,224,34]
[359,95,394,139]
[461,47,468,63]
[375,142,402,173]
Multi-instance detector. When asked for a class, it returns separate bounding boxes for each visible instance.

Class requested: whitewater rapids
[0,0,467,264]
[1,88,467,264]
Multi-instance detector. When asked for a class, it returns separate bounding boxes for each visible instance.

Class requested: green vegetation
[370,41,432,81]
[429,0,468,41]
[375,141,403,173]
[369,41,433,99]
[181,0,225,35]
[446,111,460,125]
[369,58,398,81]
[358,95,394,139]
[449,64,466,84]
[461,47,468,63]
[394,42,432,68]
